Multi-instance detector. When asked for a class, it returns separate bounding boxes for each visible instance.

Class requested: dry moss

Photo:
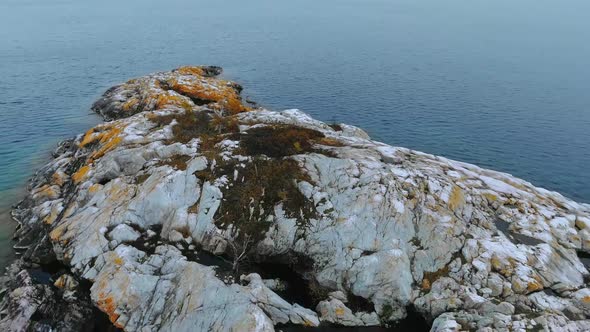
[196,156,317,242]
[421,265,450,291]
[149,109,239,144]
[239,125,325,157]
[156,154,191,170]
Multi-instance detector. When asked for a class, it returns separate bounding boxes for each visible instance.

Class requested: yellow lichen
[448,185,464,211]
[483,193,498,202]
[43,206,61,225]
[334,307,345,316]
[72,165,91,183]
[113,257,124,265]
[582,296,590,304]
[88,184,101,194]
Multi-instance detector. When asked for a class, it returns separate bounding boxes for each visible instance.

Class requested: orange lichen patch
[54,275,66,289]
[79,128,98,147]
[88,183,102,194]
[51,171,68,186]
[175,66,205,76]
[72,165,91,183]
[527,280,543,292]
[97,296,123,328]
[49,226,65,242]
[448,185,464,211]
[79,123,126,162]
[89,126,125,161]
[33,185,60,200]
[582,296,590,304]
[169,77,251,115]
[318,137,344,147]
[334,307,345,316]
[113,256,124,266]
[122,97,139,112]
[421,278,431,290]
[527,275,544,292]
[43,206,61,225]
[155,93,192,110]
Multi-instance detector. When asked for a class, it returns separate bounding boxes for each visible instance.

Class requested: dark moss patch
[156,154,191,170]
[197,157,317,243]
[149,109,240,145]
[347,293,376,313]
[134,173,151,185]
[240,125,325,157]
[329,123,343,131]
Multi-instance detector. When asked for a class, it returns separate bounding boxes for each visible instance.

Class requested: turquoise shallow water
[1,0,589,269]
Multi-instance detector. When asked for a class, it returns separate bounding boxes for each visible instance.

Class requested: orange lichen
[334,307,345,316]
[122,97,139,112]
[79,124,126,162]
[155,93,192,110]
[421,278,431,290]
[169,77,251,115]
[97,296,123,328]
[43,206,61,225]
[527,281,543,292]
[318,137,344,147]
[72,165,91,183]
[49,226,65,242]
[582,296,590,304]
[34,185,59,200]
[89,126,124,161]
[527,275,544,292]
[176,66,205,76]
[51,171,68,186]
[448,185,464,211]
[79,128,98,147]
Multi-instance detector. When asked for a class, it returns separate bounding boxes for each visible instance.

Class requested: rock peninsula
[1,66,589,331]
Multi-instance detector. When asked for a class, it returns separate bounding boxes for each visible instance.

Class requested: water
[1,0,589,270]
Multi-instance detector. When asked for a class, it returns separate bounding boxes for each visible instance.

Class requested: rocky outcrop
[1,66,589,331]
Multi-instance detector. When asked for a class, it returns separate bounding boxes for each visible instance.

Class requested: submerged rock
[1,66,589,331]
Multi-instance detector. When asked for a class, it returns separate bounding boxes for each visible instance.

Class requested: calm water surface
[1,0,589,269]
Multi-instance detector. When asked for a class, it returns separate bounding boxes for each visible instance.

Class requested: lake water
[1,0,589,269]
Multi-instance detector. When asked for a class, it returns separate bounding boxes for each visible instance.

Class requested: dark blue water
[1,0,589,266]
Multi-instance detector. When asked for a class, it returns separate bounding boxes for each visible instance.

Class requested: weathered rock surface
[1,66,590,331]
